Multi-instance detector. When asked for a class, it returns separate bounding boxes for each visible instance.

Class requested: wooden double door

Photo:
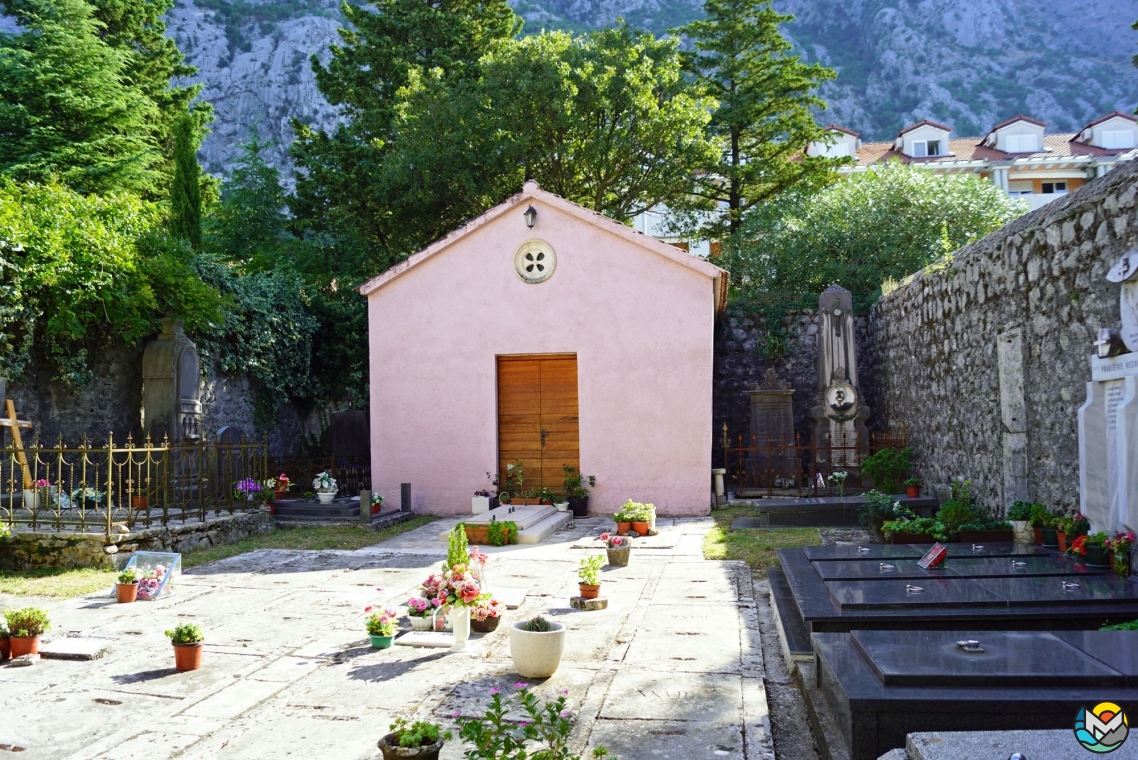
[497,354,580,493]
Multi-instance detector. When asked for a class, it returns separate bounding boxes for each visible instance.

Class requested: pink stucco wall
[362,188,720,516]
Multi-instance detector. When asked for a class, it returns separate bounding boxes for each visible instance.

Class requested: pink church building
[357,181,726,516]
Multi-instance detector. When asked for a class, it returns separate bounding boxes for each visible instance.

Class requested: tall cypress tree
[170,113,202,248]
[679,0,842,238]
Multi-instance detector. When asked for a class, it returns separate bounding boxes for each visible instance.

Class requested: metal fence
[721,423,908,498]
[1,435,272,539]
[268,454,372,500]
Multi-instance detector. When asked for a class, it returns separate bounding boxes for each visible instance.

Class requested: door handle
[541,429,548,447]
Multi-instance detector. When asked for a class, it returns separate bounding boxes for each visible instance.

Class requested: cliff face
[161,0,1136,176]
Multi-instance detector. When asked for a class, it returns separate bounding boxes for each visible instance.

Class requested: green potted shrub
[166,623,204,671]
[377,718,451,760]
[0,619,9,662]
[453,684,611,759]
[578,555,604,599]
[509,615,566,678]
[625,501,654,536]
[1072,532,1111,568]
[1006,501,1034,543]
[858,491,899,538]
[1028,502,1054,545]
[860,447,913,494]
[904,477,921,499]
[366,608,399,649]
[563,466,596,518]
[116,567,140,604]
[613,505,635,534]
[3,607,51,657]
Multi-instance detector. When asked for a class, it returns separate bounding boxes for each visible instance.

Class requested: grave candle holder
[905,585,923,594]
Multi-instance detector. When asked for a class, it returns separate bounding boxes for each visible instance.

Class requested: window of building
[1004,134,1038,152]
[1041,182,1067,195]
[911,140,941,157]
[1102,130,1136,150]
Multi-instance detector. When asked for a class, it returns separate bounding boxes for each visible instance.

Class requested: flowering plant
[406,597,433,618]
[365,607,399,637]
[831,470,849,497]
[234,478,261,499]
[1105,531,1136,555]
[453,683,611,760]
[312,471,337,494]
[1069,535,1088,556]
[34,479,50,488]
[136,563,168,600]
[469,546,489,566]
[470,597,504,622]
[597,532,630,549]
[263,473,291,493]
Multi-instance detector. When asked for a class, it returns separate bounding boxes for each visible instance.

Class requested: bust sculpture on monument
[812,286,870,466]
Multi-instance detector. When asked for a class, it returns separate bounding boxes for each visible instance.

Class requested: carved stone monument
[812,286,870,467]
[746,369,797,486]
[1079,249,1138,533]
[141,319,202,443]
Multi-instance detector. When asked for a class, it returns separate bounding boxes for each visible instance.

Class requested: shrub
[165,623,204,645]
[388,718,450,748]
[578,555,604,586]
[1102,620,1138,631]
[937,500,977,533]
[1006,501,1034,521]
[454,683,610,759]
[520,616,554,633]
[3,607,51,638]
[858,490,898,536]
[117,568,138,585]
[487,520,518,547]
[860,447,912,494]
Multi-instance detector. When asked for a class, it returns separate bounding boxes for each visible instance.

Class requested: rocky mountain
[160,0,1137,177]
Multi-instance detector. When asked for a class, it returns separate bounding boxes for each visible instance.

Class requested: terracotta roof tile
[987,115,1048,134]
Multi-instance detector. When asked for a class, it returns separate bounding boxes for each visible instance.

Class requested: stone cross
[811,286,870,467]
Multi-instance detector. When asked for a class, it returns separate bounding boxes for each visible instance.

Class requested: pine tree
[207,137,294,269]
[679,0,843,237]
[170,113,202,248]
[0,0,161,194]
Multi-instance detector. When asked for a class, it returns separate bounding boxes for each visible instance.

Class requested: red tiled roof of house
[987,115,1047,135]
[852,132,1136,166]
[1079,111,1138,132]
[825,124,860,137]
[896,119,952,137]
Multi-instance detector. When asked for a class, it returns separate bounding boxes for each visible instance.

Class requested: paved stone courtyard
[0,517,774,760]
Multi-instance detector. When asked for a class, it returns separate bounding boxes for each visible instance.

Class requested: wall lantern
[524,205,537,228]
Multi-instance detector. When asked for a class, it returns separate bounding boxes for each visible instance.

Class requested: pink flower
[599,532,610,542]
[459,581,481,604]
[490,687,499,695]
[376,587,384,592]
[364,605,374,612]
[514,682,529,689]
[430,598,442,607]
[520,721,528,728]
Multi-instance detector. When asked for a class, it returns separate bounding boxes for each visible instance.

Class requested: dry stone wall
[863,158,1138,512]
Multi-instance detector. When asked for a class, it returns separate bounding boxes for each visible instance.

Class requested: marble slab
[813,559,961,581]
[803,543,1047,562]
[1053,631,1138,686]
[825,578,1006,610]
[850,629,1126,687]
[934,555,1107,579]
[975,574,1138,607]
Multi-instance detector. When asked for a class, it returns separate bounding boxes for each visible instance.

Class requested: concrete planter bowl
[377,734,444,760]
[509,620,566,678]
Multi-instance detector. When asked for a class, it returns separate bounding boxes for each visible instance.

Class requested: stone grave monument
[811,286,870,467]
[142,319,202,443]
[1079,248,1138,533]
[745,369,797,486]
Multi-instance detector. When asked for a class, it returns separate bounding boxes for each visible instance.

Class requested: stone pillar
[997,328,1029,505]
[812,286,870,467]
[142,319,203,443]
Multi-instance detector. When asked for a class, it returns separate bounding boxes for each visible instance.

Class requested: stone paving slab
[0,515,772,760]
[39,637,113,661]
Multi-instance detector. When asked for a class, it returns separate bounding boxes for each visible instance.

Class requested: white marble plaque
[1091,353,1138,382]
[1080,374,1138,533]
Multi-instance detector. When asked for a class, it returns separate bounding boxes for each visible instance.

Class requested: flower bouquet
[234,478,261,502]
[1105,531,1135,576]
[406,596,440,631]
[470,597,505,633]
[312,471,338,504]
[365,606,399,649]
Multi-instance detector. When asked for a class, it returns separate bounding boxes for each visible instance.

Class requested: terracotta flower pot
[615,521,632,534]
[0,636,9,662]
[464,525,490,544]
[275,490,286,501]
[10,635,40,658]
[173,642,203,671]
[130,495,148,509]
[471,616,501,633]
[378,733,443,760]
[1057,532,1068,553]
[631,521,650,536]
[906,486,920,498]
[117,582,139,603]
[1033,527,1043,545]
[578,583,600,599]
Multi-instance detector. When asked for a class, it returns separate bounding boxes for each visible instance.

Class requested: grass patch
[0,516,437,598]
[703,506,821,578]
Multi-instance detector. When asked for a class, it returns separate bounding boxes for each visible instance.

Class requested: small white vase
[449,606,470,652]
[409,616,433,631]
[554,501,569,512]
[22,489,39,511]
[317,492,335,504]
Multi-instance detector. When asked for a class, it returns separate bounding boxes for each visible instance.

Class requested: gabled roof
[987,115,1047,135]
[1079,111,1138,132]
[824,124,860,138]
[897,119,952,137]
[356,181,729,313]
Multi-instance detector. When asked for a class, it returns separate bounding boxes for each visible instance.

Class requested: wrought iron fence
[268,455,371,499]
[721,423,908,498]
[1,435,271,540]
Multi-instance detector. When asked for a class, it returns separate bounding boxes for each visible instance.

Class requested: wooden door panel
[498,355,580,492]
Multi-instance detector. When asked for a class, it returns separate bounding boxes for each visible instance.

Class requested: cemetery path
[0,516,774,760]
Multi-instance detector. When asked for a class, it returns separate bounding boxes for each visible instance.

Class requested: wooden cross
[0,398,34,489]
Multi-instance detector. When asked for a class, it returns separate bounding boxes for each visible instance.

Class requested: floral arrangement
[470,597,505,623]
[453,683,610,759]
[34,478,50,489]
[1105,531,1135,555]
[263,473,291,493]
[312,471,337,494]
[470,546,489,566]
[372,492,384,507]
[365,607,399,637]
[597,532,630,549]
[406,597,434,618]
[235,478,261,499]
[136,563,169,600]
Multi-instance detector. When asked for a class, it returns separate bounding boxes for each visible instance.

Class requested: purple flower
[490,687,500,695]
[560,689,569,696]
[514,682,530,690]
[452,711,462,718]
[520,721,528,728]
[559,711,569,718]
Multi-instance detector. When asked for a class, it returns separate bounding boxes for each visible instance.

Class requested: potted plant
[470,597,505,633]
[270,473,291,501]
[1074,532,1111,568]
[116,567,140,603]
[509,615,567,678]
[1105,532,1136,577]
[365,607,399,649]
[904,478,921,499]
[538,487,556,505]
[578,555,603,599]
[312,471,338,504]
[599,532,631,566]
[377,718,451,760]
[472,487,493,515]
[234,478,261,503]
[1054,513,1089,553]
[0,620,9,662]
[406,597,437,631]
[165,622,204,671]
[23,478,50,511]
[3,607,50,657]
[487,520,518,547]
[613,506,634,535]
[624,501,653,536]
[563,466,595,518]
[1039,514,1060,548]
[1006,501,1034,544]
[1028,502,1053,545]
[371,492,384,515]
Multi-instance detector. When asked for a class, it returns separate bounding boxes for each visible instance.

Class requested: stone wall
[863,159,1138,511]
[0,511,273,571]
[713,310,870,466]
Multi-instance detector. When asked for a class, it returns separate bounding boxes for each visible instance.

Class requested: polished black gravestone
[813,629,1138,760]
[776,544,1138,633]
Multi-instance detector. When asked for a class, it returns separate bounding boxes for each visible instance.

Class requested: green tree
[722,163,1027,323]
[170,113,203,248]
[207,137,293,269]
[678,0,842,237]
[0,0,161,195]
[382,26,717,242]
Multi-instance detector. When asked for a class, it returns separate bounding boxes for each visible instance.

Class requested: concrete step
[371,511,415,531]
[437,504,559,541]
[516,510,571,544]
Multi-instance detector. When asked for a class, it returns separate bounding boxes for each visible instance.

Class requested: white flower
[312,471,338,493]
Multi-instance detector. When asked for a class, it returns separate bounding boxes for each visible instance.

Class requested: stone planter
[1011,520,1033,544]
[173,642,203,671]
[509,620,566,678]
[471,616,501,633]
[554,501,570,512]
[606,546,630,567]
[116,582,139,603]
[472,496,492,514]
[377,734,443,760]
[317,492,336,505]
